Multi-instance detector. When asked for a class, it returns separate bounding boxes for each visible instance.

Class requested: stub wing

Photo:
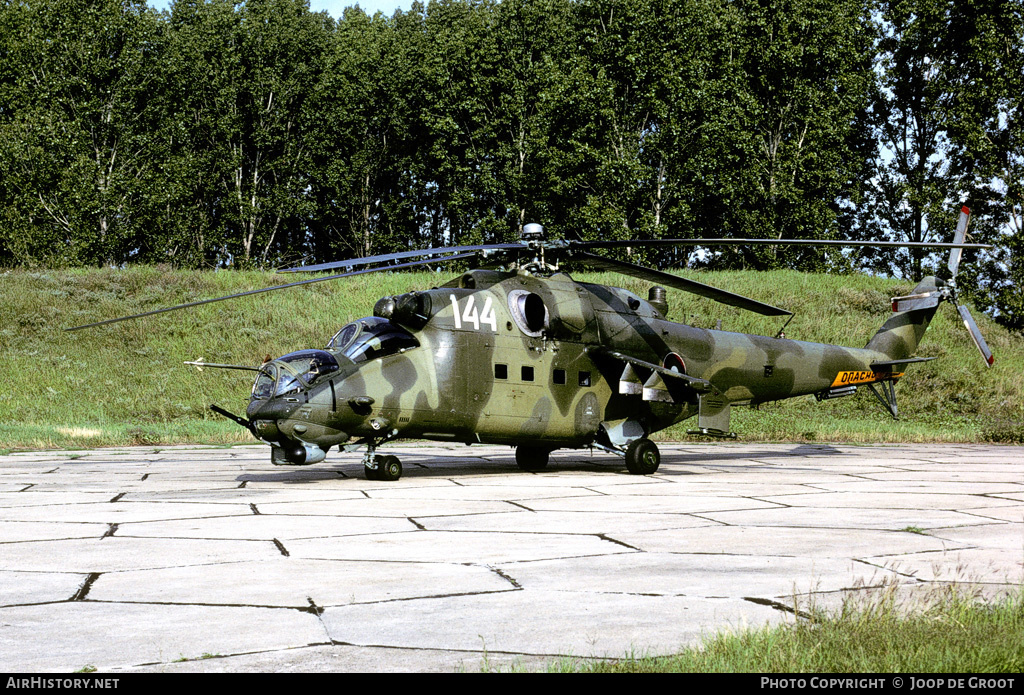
[588,347,735,438]
[588,347,713,397]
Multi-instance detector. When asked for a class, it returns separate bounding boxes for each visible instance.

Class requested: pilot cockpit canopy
[251,349,339,400]
[327,316,420,364]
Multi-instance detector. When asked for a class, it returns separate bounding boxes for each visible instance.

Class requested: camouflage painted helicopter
[69,208,993,480]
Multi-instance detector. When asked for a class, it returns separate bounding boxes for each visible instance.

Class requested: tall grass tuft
[559,582,1024,673]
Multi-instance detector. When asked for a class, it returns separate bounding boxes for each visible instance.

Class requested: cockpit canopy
[251,349,339,400]
[327,316,420,364]
[251,318,419,401]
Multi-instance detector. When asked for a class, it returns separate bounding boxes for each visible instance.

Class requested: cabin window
[579,371,592,387]
[522,366,535,382]
[553,369,566,385]
[495,364,508,380]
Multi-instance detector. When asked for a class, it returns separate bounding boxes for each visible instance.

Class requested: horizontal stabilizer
[891,292,942,313]
[869,357,938,370]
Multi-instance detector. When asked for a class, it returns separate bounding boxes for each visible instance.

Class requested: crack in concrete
[71,573,100,601]
[597,534,639,550]
[743,596,813,619]
[505,501,534,511]
[488,566,521,589]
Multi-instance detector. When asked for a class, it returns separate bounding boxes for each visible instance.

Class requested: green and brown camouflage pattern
[245,268,942,463]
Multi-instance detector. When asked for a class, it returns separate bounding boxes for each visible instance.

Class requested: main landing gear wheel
[625,439,660,475]
[365,455,403,481]
[515,446,550,471]
[377,455,402,481]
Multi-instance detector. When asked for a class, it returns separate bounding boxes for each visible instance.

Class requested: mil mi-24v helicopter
[69,207,994,480]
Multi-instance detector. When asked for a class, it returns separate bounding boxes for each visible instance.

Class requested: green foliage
[0,0,1021,330]
[0,0,164,266]
[864,0,1024,292]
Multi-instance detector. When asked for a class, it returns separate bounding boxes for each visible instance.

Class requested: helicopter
[68,208,994,481]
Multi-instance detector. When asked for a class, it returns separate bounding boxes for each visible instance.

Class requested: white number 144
[450,294,498,332]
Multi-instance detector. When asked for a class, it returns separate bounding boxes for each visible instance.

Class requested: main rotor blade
[573,238,992,251]
[279,243,523,273]
[948,207,971,277]
[956,304,995,367]
[573,251,792,317]
[64,252,479,332]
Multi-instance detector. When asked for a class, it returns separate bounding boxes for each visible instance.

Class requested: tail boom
[864,277,945,361]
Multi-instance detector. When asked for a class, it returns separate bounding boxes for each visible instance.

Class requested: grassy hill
[1,265,1022,451]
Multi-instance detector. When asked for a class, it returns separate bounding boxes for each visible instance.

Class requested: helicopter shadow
[233,443,847,484]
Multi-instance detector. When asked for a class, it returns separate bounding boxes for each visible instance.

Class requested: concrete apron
[0,442,1022,672]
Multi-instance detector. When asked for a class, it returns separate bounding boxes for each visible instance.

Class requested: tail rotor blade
[948,207,970,277]
[957,304,994,367]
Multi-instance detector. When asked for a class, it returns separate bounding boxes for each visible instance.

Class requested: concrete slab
[318,589,785,659]
[493,551,889,598]
[606,525,969,558]
[958,504,1024,523]
[286,529,627,564]
[928,522,1024,550]
[0,602,326,673]
[0,536,282,573]
[0,570,90,605]
[117,513,419,540]
[0,501,254,524]
[878,547,1024,584]
[87,558,515,607]
[416,509,716,534]
[118,644,551,673]
[0,520,109,542]
[699,505,997,530]
[0,442,1021,673]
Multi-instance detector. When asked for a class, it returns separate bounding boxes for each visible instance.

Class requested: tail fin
[865,276,945,360]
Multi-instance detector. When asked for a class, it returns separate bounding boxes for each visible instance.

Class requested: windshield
[252,364,277,400]
[328,317,419,364]
[250,350,340,400]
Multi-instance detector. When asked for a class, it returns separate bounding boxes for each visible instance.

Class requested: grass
[1,265,1022,450]
[526,583,1024,673]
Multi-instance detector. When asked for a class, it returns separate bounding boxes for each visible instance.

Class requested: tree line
[1,0,1021,329]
